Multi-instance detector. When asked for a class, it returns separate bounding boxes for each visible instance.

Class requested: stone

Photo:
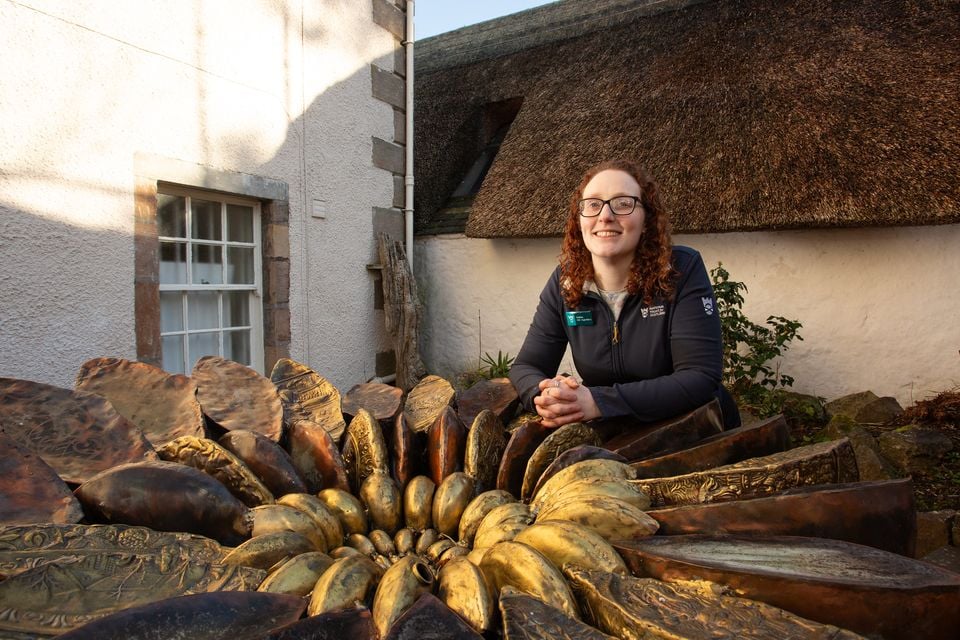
[821,415,896,481]
[878,426,953,475]
[780,391,827,424]
[826,391,903,424]
[915,510,957,558]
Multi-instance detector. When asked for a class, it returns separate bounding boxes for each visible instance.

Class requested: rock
[922,545,960,575]
[915,510,957,558]
[953,518,960,547]
[825,391,903,424]
[878,426,953,475]
[821,415,896,481]
[780,391,827,424]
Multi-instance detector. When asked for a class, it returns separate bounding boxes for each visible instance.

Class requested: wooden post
[377,233,426,391]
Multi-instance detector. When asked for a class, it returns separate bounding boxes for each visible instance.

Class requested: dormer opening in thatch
[430,97,524,235]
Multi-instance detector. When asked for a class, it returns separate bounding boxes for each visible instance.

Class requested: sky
[414,0,559,39]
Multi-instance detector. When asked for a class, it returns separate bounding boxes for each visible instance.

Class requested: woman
[509,159,739,430]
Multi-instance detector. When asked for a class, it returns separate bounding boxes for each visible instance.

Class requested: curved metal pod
[437,543,471,568]
[74,460,250,546]
[402,475,435,532]
[479,541,580,621]
[414,528,439,556]
[427,406,467,485]
[514,520,628,575]
[287,419,350,494]
[330,545,363,559]
[438,557,495,634]
[432,472,476,538]
[496,419,550,497]
[369,529,397,557]
[530,445,627,503]
[257,551,334,596]
[472,503,532,549]
[218,429,308,497]
[360,470,402,535]
[371,555,435,638]
[457,490,516,546]
[250,504,327,552]
[463,410,507,493]
[308,555,383,616]
[520,423,602,503]
[342,409,391,494]
[277,493,345,551]
[394,528,416,555]
[56,591,305,640]
[317,488,368,536]
[345,533,377,557]
[425,538,456,564]
[222,530,316,571]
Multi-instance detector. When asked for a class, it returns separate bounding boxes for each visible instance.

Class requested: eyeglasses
[578,196,642,217]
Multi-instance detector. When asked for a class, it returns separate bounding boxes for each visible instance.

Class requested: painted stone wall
[0,0,401,389]
[415,224,960,407]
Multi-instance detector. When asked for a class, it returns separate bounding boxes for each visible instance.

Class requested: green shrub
[710,263,804,418]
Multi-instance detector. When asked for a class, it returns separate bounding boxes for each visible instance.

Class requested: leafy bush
[710,263,804,417]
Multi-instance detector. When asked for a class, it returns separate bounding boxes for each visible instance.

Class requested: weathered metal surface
[0,432,82,525]
[0,554,264,636]
[464,410,507,493]
[631,413,790,478]
[602,398,724,461]
[287,419,350,493]
[74,460,250,545]
[456,377,519,430]
[264,606,376,640]
[342,409,391,494]
[271,358,346,443]
[403,375,455,434]
[56,591,303,640]
[521,423,602,502]
[383,593,483,640]
[496,419,550,497]
[391,413,421,487]
[193,356,283,441]
[614,535,960,640]
[223,530,317,570]
[156,436,274,507]
[343,382,403,424]
[74,357,204,446]
[0,523,223,579]
[499,585,617,640]
[566,568,867,639]
[0,377,157,484]
[427,405,467,485]
[649,479,917,556]
[634,438,859,507]
[529,446,627,501]
[218,429,308,497]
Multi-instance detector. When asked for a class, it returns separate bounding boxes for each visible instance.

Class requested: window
[156,187,264,374]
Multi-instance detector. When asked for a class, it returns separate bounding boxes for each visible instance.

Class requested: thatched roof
[414,0,960,237]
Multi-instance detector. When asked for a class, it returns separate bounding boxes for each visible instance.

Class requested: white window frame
[157,185,264,374]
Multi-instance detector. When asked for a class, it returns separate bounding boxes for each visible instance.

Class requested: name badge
[565,310,594,327]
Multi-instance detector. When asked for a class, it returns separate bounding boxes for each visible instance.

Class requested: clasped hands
[533,375,601,428]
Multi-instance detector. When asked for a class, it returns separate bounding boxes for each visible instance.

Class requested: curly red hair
[559,159,675,308]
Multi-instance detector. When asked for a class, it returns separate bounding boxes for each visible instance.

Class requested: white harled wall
[415,224,960,407]
[0,0,396,389]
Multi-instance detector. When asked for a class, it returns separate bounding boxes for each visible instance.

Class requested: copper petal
[427,406,467,485]
[403,375,455,434]
[343,383,403,424]
[74,357,204,447]
[529,445,627,501]
[265,606,376,640]
[271,358,346,443]
[218,429,308,497]
[384,593,483,640]
[499,585,616,640]
[456,378,518,429]
[0,431,82,525]
[602,398,723,461]
[520,423,602,502]
[464,410,507,493]
[156,436,274,507]
[193,356,283,441]
[341,409,391,494]
[496,419,550,497]
[0,377,157,484]
[287,419,350,494]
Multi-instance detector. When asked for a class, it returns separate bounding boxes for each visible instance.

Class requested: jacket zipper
[588,293,624,378]
[612,322,620,344]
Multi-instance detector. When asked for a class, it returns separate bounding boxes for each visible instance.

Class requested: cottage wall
[0,1,407,389]
[416,224,960,407]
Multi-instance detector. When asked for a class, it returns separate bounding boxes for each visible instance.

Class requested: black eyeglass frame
[577,196,643,217]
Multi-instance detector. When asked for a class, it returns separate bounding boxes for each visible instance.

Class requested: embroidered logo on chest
[640,304,665,319]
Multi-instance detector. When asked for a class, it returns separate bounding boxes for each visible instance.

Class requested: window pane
[227,246,255,284]
[157,194,186,238]
[191,199,222,240]
[227,204,254,242]
[189,331,220,364]
[225,329,251,365]
[162,335,185,375]
[159,242,187,284]
[191,244,223,285]
[187,291,219,330]
[160,291,184,331]
[224,291,250,327]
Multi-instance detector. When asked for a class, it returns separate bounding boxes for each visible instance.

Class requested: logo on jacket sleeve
[701,296,714,315]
